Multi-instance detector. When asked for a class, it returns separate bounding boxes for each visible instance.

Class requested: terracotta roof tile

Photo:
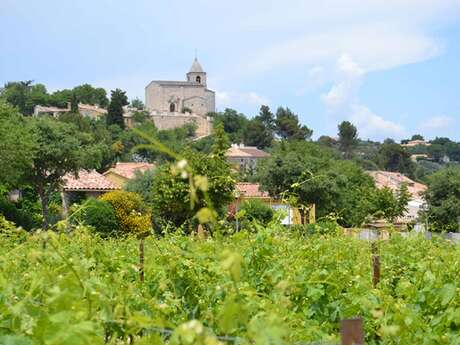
[63,170,120,191]
[367,171,427,200]
[226,146,270,158]
[236,183,270,198]
[104,162,155,179]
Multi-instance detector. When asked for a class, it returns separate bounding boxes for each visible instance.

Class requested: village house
[34,103,107,119]
[226,144,270,172]
[61,170,120,215]
[367,170,427,223]
[410,153,429,162]
[401,139,431,148]
[61,163,155,212]
[103,162,155,188]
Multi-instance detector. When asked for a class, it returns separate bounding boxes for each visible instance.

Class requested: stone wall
[151,113,211,137]
[145,82,215,116]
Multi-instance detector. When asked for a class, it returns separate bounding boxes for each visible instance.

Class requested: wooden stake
[371,242,380,287]
[341,318,364,345]
[139,238,145,283]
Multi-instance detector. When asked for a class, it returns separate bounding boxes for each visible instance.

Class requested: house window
[196,76,201,83]
[169,103,175,112]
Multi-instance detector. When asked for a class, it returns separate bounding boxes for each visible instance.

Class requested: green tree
[1,81,49,115]
[258,105,276,130]
[210,108,248,143]
[370,184,410,222]
[211,122,230,157]
[26,117,104,228]
[58,112,115,170]
[0,100,36,188]
[107,89,128,129]
[377,142,415,178]
[131,98,144,110]
[317,135,337,148]
[239,199,274,226]
[411,134,424,141]
[72,84,109,107]
[150,150,235,229]
[423,167,460,232]
[338,121,358,158]
[49,89,73,108]
[243,105,275,149]
[275,107,312,140]
[71,198,119,237]
[125,169,157,205]
[257,141,376,226]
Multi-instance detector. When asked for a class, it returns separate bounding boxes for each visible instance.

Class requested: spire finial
[194,48,197,60]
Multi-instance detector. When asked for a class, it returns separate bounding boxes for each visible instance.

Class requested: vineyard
[1,225,460,345]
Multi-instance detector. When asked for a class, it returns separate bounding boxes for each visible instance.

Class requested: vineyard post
[341,317,364,345]
[139,238,145,283]
[371,242,380,287]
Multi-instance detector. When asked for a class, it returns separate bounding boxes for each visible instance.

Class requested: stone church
[144,58,215,137]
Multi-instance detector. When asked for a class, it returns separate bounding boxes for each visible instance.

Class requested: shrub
[125,168,156,205]
[424,166,460,232]
[150,150,235,229]
[100,191,151,236]
[239,199,274,226]
[0,196,37,230]
[0,214,27,243]
[71,198,119,237]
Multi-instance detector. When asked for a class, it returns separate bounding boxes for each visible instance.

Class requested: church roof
[189,58,204,73]
[151,80,202,86]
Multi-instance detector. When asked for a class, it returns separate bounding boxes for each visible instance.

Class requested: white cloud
[319,55,406,140]
[350,105,406,140]
[246,25,442,74]
[321,54,363,110]
[241,0,460,32]
[215,91,232,106]
[241,92,270,106]
[215,90,270,109]
[418,115,455,130]
[321,81,354,109]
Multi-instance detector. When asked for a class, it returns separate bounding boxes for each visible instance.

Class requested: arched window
[196,76,201,83]
[169,103,175,112]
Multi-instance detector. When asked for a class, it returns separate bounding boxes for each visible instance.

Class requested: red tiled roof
[367,171,427,200]
[226,146,270,158]
[236,183,270,198]
[104,162,155,179]
[63,170,120,191]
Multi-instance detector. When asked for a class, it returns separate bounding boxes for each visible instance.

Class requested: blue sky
[1,0,460,141]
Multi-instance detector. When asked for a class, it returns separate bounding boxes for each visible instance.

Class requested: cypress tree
[107,89,128,129]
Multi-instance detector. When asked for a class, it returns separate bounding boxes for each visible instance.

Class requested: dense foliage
[0,226,459,344]
[150,151,235,230]
[239,199,274,226]
[71,198,119,237]
[0,100,36,188]
[27,117,105,228]
[256,141,407,226]
[0,81,108,114]
[423,166,460,232]
[100,191,151,236]
[107,89,129,129]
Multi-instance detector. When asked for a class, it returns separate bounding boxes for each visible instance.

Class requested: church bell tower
[186,58,207,86]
